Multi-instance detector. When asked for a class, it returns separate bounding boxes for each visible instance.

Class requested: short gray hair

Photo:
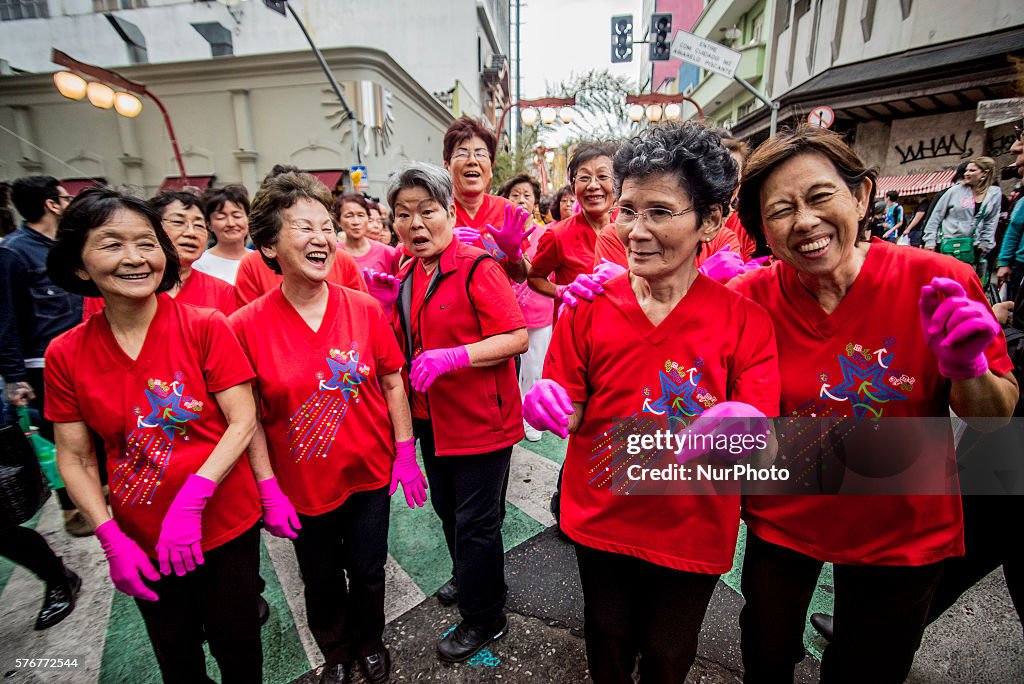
[385,161,453,212]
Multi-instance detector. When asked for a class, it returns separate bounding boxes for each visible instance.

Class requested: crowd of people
[0,115,1022,684]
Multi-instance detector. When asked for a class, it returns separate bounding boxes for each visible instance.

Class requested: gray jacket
[923,183,1001,251]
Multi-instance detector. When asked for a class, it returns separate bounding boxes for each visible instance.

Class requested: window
[738,101,755,118]
[0,0,49,21]
[751,12,764,44]
[94,0,147,11]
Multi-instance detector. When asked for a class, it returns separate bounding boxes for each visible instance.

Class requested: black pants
[291,486,390,665]
[135,524,262,684]
[740,530,943,684]
[0,524,66,586]
[416,418,509,627]
[575,544,718,684]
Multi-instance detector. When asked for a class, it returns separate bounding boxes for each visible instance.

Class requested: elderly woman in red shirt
[45,187,262,682]
[387,161,528,663]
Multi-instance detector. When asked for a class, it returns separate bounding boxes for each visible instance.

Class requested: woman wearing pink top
[337,193,400,311]
[499,174,552,442]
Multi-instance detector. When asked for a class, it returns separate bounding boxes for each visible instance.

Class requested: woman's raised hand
[919,277,1000,380]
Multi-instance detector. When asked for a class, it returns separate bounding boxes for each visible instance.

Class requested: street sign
[669,30,741,79]
[807,105,835,129]
[977,98,1024,128]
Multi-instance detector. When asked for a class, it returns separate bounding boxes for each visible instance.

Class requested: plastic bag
[17,407,64,490]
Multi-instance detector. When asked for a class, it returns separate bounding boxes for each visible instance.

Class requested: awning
[159,175,215,192]
[61,178,104,196]
[875,170,956,198]
[310,170,345,192]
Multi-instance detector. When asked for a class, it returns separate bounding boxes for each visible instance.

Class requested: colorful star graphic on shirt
[827,354,907,420]
[139,383,201,440]
[320,353,366,400]
[648,369,704,420]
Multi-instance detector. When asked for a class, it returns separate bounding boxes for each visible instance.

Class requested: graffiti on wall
[987,132,1019,158]
[894,131,974,165]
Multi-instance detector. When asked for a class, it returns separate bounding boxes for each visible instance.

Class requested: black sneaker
[437,614,507,663]
[810,612,834,641]
[436,577,458,606]
[359,648,390,683]
[35,568,81,630]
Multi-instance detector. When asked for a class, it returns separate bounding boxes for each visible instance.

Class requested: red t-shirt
[531,213,603,286]
[234,248,367,308]
[342,240,400,309]
[44,295,260,557]
[82,269,237,320]
[729,239,1013,566]
[545,274,780,573]
[230,284,404,515]
[592,223,742,270]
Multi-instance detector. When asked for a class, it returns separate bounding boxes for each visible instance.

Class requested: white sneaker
[524,425,543,442]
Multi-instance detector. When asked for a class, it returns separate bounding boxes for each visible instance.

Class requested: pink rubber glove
[919,277,1000,380]
[155,473,217,576]
[453,226,482,245]
[410,346,470,392]
[362,268,400,311]
[487,206,536,261]
[523,379,575,439]
[95,519,160,601]
[389,438,428,508]
[697,246,747,284]
[676,401,770,465]
[558,259,628,308]
[256,477,301,540]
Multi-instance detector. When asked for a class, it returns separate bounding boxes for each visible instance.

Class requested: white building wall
[0,0,506,116]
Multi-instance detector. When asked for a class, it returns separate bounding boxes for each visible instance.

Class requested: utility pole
[514,0,522,144]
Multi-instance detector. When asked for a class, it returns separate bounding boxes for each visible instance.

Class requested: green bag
[939,237,976,264]
[17,407,64,490]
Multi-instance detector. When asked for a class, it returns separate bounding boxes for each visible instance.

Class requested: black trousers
[0,524,66,586]
[416,418,509,627]
[575,544,718,684]
[135,524,262,684]
[291,486,390,665]
[740,530,943,684]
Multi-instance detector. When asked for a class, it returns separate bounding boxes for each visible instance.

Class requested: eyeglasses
[574,174,613,186]
[58,195,74,202]
[612,206,696,227]
[451,149,491,162]
[163,218,208,233]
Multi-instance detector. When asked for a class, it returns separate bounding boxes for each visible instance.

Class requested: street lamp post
[625,93,704,123]
[51,49,189,183]
[496,96,577,142]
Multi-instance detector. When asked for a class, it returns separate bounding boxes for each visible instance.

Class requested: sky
[516,0,645,144]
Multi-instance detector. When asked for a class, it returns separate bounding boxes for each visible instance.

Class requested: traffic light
[650,13,672,61]
[611,15,633,63]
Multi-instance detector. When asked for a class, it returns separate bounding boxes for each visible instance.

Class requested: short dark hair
[262,164,304,188]
[885,190,900,202]
[550,185,573,222]
[568,142,619,184]
[47,186,180,298]
[12,176,61,223]
[738,125,876,256]
[202,184,250,221]
[149,190,203,216]
[498,174,541,204]
[365,198,382,214]
[443,116,497,164]
[249,172,335,275]
[333,192,369,219]
[613,121,738,226]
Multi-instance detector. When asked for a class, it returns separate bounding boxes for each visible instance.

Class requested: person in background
[924,156,1002,279]
[996,126,1024,298]
[0,176,89,536]
[903,194,930,248]
[498,174,551,442]
[366,199,387,243]
[549,185,575,224]
[388,162,527,663]
[46,187,263,682]
[0,182,16,239]
[232,172,422,684]
[337,193,399,312]
[83,191,236,318]
[882,190,905,243]
[193,185,251,285]
[442,116,531,283]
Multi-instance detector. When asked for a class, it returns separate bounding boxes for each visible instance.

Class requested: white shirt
[192,251,243,285]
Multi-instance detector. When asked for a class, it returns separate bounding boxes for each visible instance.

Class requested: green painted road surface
[0,433,836,682]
